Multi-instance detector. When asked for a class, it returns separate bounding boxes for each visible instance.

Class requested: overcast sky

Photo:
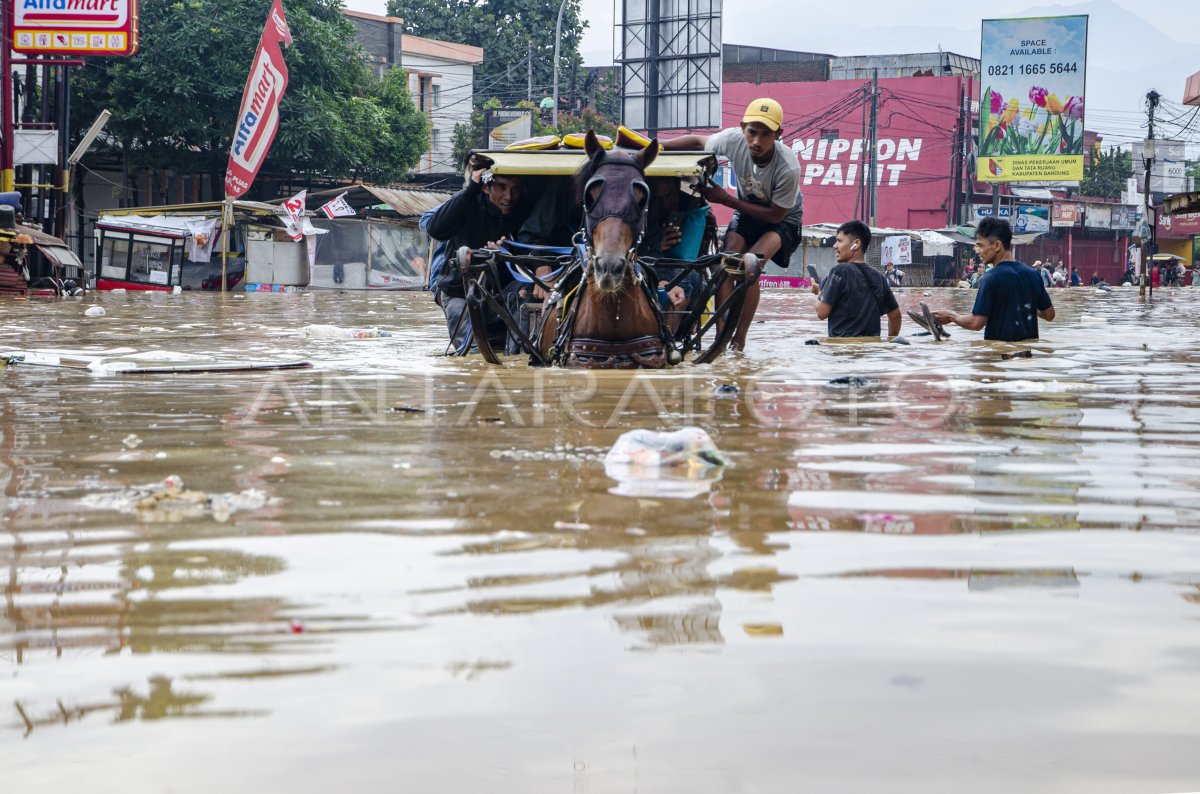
[343,0,1200,147]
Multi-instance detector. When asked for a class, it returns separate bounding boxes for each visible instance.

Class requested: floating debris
[84,306,106,317]
[827,375,872,387]
[302,324,393,339]
[605,427,727,468]
[80,475,273,523]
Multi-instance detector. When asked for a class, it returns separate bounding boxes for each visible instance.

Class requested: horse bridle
[580,158,650,265]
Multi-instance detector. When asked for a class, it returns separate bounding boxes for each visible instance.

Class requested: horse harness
[536,156,677,368]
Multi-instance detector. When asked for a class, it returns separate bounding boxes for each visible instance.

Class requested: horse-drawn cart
[448,133,762,368]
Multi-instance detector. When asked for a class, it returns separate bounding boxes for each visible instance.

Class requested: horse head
[578,130,658,293]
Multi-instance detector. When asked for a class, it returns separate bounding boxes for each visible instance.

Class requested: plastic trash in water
[605,427,726,468]
[302,324,393,339]
[84,306,106,317]
[604,427,728,499]
[172,286,182,295]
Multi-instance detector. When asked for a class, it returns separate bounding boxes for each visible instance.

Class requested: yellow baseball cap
[742,98,783,131]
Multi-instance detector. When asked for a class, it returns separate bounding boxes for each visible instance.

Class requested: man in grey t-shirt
[663,98,803,351]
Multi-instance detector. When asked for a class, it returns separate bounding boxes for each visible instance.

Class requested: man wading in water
[933,217,1054,342]
[812,220,901,338]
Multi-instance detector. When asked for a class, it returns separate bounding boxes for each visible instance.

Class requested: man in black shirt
[427,168,528,353]
[812,220,901,338]
[933,217,1054,341]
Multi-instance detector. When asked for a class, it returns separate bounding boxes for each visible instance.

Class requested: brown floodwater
[2,286,1199,792]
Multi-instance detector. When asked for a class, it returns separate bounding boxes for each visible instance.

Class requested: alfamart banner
[979,15,1088,183]
[225,0,293,199]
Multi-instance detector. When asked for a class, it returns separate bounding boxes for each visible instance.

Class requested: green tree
[71,0,427,200]
[386,0,585,107]
[1080,146,1133,199]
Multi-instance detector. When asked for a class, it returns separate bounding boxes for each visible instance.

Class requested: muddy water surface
[2,287,1200,792]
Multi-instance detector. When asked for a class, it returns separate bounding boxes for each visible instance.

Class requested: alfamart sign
[13,0,139,57]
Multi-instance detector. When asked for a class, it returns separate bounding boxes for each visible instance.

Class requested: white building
[344,10,483,175]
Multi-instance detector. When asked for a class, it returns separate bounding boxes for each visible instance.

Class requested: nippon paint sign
[792,137,924,187]
[13,0,139,56]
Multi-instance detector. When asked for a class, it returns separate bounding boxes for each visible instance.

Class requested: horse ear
[638,138,660,170]
[584,129,602,157]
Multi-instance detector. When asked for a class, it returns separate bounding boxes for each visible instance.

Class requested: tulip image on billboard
[978,15,1088,183]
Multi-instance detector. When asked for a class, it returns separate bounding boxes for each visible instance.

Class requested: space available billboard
[978,15,1088,183]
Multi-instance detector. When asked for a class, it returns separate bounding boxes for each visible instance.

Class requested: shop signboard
[974,204,1050,232]
[1084,204,1111,229]
[1158,212,1200,238]
[1110,205,1136,230]
[1051,202,1080,226]
[978,15,1088,183]
[13,0,139,56]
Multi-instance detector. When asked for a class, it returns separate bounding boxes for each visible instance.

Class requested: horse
[538,130,677,369]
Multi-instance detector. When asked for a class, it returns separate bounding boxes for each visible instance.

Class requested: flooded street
[3,287,1200,792]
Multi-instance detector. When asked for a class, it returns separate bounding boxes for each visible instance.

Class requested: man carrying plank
[933,218,1055,342]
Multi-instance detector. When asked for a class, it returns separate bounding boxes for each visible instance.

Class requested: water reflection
[11,674,269,737]
[2,291,1200,790]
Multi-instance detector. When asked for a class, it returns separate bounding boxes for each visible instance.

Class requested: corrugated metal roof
[294,185,454,217]
[362,186,454,216]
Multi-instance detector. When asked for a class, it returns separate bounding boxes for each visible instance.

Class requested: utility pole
[855,84,867,222]
[527,40,532,102]
[868,68,878,227]
[947,84,965,228]
[645,0,660,138]
[552,0,569,129]
[1140,89,1160,300]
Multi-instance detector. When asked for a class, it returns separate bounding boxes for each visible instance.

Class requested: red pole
[1,3,13,193]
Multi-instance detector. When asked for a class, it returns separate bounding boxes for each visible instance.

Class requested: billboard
[13,0,139,57]
[621,0,722,132]
[971,204,1050,232]
[978,15,1088,183]
[1051,203,1081,226]
[714,75,975,229]
[484,109,533,149]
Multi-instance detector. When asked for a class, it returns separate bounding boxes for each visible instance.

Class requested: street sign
[13,0,139,57]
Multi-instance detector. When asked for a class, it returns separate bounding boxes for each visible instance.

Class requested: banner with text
[224,0,293,199]
[978,15,1088,183]
[1051,203,1081,226]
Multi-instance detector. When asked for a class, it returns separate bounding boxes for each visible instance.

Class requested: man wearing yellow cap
[663,98,802,351]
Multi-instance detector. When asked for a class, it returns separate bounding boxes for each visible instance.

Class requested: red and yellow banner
[225,0,293,199]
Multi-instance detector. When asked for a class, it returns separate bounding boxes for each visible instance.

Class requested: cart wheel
[456,245,503,365]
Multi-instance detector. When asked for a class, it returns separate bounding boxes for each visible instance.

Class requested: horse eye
[632,183,648,206]
[587,182,603,205]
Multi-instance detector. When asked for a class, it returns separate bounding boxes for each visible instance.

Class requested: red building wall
[671,75,977,230]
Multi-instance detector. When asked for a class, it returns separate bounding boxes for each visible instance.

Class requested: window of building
[130,239,173,285]
[418,75,434,113]
[431,84,441,109]
[431,129,442,151]
[100,235,130,280]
